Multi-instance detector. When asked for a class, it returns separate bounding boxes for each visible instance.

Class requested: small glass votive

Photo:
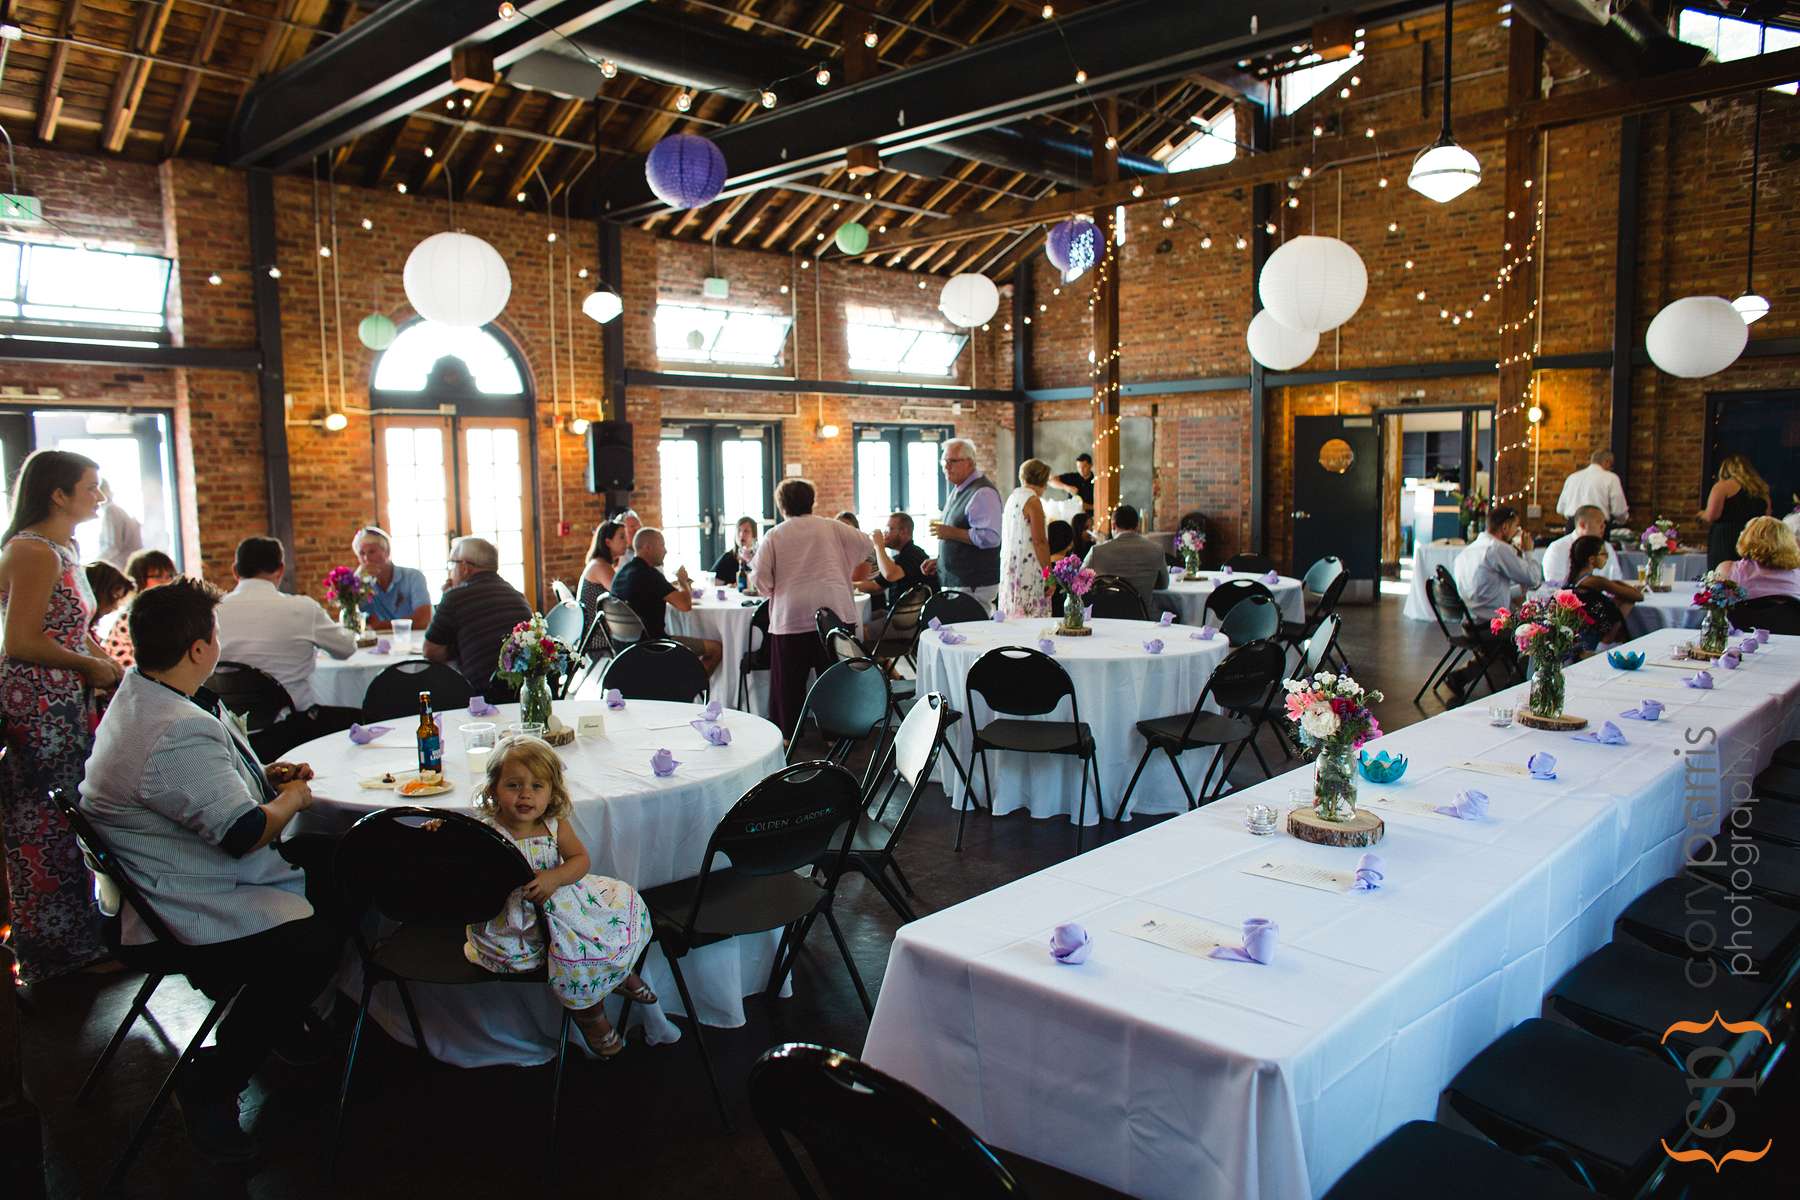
[460,721,496,774]
[1244,802,1279,836]
[391,617,413,652]
[1287,786,1313,812]
[504,721,548,742]
[1488,705,1514,728]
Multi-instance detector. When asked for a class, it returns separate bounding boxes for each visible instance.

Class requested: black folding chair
[1256,614,1341,761]
[918,589,988,628]
[1432,566,1514,700]
[828,629,975,803]
[205,660,296,758]
[737,599,772,713]
[602,638,711,702]
[360,659,473,721]
[1323,1120,1598,1200]
[331,808,585,1170]
[1733,593,1800,634]
[789,658,893,790]
[639,762,868,1128]
[960,646,1101,849]
[749,1042,1026,1200]
[599,593,647,651]
[1224,552,1276,574]
[1219,592,1280,646]
[52,789,245,1193]
[814,606,859,653]
[1414,568,1482,705]
[1113,639,1287,819]
[870,582,932,663]
[1279,558,1347,654]
[1202,578,1274,625]
[1087,575,1148,620]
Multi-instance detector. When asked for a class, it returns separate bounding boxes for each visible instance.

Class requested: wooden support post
[1609,115,1641,498]
[1090,99,1122,527]
[1494,21,1542,516]
[1012,263,1034,478]
[248,170,296,583]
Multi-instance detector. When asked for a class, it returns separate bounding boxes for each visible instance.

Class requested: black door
[1705,390,1800,514]
[1291,414,1380,580]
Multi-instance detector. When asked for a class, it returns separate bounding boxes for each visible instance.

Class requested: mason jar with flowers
[1176,528,1206,575]
[1283,671,1384,822]
[495,614,575,728]
[1690,572,1747,657]
[1490,591,1591,722]
[323,565,376,635]
[1638,518,1680,591]
[1458,488,1490,543]
[1044,554,1097,635]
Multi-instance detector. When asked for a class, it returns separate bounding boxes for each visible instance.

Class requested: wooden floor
[15,593,1793,1199]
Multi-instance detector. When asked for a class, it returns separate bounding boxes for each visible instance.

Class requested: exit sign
[0,194,42,224]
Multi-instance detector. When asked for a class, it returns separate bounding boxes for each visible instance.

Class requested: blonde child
[464,735,654,1056]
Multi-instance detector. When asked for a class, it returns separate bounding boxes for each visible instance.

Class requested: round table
[1625,588,1704,636]
[291,697,785,1065]
[913,616,1232,824]
[1157,571,1305,627]
[1403,540,1467,621]
[311,646,426,709]
[668,589,872,711]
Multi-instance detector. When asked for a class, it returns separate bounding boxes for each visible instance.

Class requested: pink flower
[1489,614,1507,635]
[1284,692,1314,720]
[1553,590,1584,611]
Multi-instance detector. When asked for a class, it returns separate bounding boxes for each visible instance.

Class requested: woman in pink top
[1716,516,1800,600]
[751,478,876,739]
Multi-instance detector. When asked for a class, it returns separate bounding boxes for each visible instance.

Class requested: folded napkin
[347,723,391,745]
[716,589,728,601]
[1208,917,1278,964]
[1083,605,1094,621]
[1527,752,1558,780]
[1037,638,1057,655]
[1738,639,1758,655]
[1220,564,1235,576]
[605,688,627,709]
[690,587,704,601]
[1718,651,1741,670]
[468,696,498,717]
[691,720,732,746]
[1619,699,1664,721]
[928,617,942,630]
[1191,626,1217,641]
[369,638,391,655]
[991,609,1007,622]
[1434,788,1489,820]
[1754,628,1771,644]
[698,700,722,723]
[1684,670,1714,690]
[1572,720,1628,745]
[1168,567,1186,582]
[650,748,679,777]
[1158,611,1175,626]
[1261,570,1281,585]
[1143,638,1164,655]
[1048,922,1091,965]
[938,628,967,645]
[1351,853,1385,891]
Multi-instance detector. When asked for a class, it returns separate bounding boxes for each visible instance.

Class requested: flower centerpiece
[323,565,376,634]
[495,614,576,728]
[1044,554,1097,635]
[1690,572,1747,657]
[1457,488,1490,542]
[1638,517,1680,591]
[1282,671,1384,822]
[1176,528,1206,574]
[1490,591,1592,723]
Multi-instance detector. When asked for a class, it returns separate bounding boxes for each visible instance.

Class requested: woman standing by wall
[1702,455,1772,570]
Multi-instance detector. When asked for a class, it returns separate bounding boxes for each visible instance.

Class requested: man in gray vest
[923,437,1002,605]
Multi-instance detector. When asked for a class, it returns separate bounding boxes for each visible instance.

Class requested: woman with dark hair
[578,520,629,635]
[0,448,123,981]
[711,516,761,584]
[85,561,133,633]
[1565,534,1643,650]
[1069,510,1097,556]
[102,548,176,668]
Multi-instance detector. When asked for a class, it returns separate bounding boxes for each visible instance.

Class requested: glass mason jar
[1060,592,1086,633]
[1183,549,1202,575]
[1643,549,1665,590]
[338,601,364,635]
[1528,640,1565,718]
[1313,740,1358,822]
[1700,605,1731,655]
[520,671,554,729]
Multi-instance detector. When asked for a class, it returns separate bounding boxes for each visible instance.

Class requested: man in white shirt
[1556,448,1628,526]
[1541,505,1622,588]
[96,479,145,570]
[215,535,356,715]
[1446,506,1541,699]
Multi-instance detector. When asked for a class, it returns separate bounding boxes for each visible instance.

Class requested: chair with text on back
[637,761,868,1128]
[1086,575,1148,620]
[361,660,473,723]
[602,638,711,703]
[960,646,1101,850]
[1224,552,1276,575]
[1219,592,1280,646]
[1113,639,1286,819]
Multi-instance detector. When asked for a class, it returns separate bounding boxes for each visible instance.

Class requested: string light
[864,28,878,48]
[815,67,831,86]
[207,273,222,286]
[1074,68,1087,84]
[676,91,693,112]
[760,90,778,109]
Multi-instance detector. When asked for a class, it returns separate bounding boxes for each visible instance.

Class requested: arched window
[372,320,527,398]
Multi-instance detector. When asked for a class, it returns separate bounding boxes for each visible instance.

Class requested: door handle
[1291,511,1311,519]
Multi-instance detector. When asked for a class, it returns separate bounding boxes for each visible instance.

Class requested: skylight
[1277,53,1362,115]
[0,240,172,333]
[1165,108,1237,172]
[844,308,967,377]
[1677,8,1799,94]
[372,321,525,393]
[656,303,793,368]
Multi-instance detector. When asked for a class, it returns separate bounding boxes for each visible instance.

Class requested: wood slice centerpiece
[1055,624,1094,637]
[1287,807,1384,847]
[1684,646,1724,661]
[1515,710,1588,731]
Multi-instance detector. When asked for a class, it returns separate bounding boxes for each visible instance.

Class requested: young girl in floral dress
[464,735,654,1056]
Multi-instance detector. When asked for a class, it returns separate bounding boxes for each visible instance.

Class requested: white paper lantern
[1257,235,1367,333]
[1245,309,1319,370]
[938,273,999,328]
[1645,296,1747,378]
[402,231,511,328]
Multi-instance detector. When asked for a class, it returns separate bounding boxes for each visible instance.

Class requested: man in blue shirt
[352,525,432,631]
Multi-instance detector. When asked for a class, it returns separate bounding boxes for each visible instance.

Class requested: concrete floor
[15,593,1789,1198]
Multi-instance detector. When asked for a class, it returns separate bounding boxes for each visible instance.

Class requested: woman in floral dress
[0,450,123,982]
[997,458,1055,618]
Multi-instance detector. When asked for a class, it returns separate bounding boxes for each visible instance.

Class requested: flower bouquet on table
[1690,572,1747,658]
[1283,671,1383,823]
[1457,489,1490,542]
[1176,528,1207,575]
[496,614,577,735]
[323,565,376,635]
[1490,592,1592,728]
[1044,554,1097,635]
[1638,518,1680,591]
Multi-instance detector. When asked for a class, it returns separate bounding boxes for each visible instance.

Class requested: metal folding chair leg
[331,976,378,1177]
[105,988,239,1194]
[1165,746,1199,809]
[393,977,430,1057]
[1115,744,1156,822]
[547,1010,571,1166]
[822,907,874,1017]
[79,971,164,1103]
[661,942,731,1131]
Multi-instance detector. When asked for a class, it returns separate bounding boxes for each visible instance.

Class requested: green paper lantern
[834,221,870,256]
[358,312,398,351]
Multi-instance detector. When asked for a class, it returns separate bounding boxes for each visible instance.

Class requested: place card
[1365,794,1460,819]
[576,713,607,738]
[1455,759,1531,780]
[1242,859,1355,893]
[1113,910,1240,959]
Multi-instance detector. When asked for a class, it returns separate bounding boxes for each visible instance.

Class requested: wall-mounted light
[1527,404,1545,425]
[323,411,349,432]
[567,415,590,436]
[817,422,840,439]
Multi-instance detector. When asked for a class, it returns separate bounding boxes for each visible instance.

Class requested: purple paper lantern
[645,134,727,210]
[1046,217,1098,274]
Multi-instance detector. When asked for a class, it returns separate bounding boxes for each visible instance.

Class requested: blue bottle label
[418,735,442,773]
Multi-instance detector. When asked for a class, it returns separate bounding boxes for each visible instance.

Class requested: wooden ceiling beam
[758,190,826,251]
[162,4,227,158]
[726,189,783,245]
[37,1,84,143]
[503,97,583,202]
[102,0,177,154]
[698,192,753,242]
[360,115,410,188]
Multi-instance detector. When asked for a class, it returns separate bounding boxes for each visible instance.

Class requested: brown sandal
[574,1011,626,1058]
[612,976,657,1005]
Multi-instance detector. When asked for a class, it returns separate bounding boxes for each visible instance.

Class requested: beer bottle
[416,691,442,775]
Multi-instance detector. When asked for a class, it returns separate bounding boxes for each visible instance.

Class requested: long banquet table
[863,627,1800,1199]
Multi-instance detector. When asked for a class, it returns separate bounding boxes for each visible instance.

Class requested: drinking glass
[1488,704,1515,728]
[391,618,413,652]
[504,721,548,742]
[460,722,497,775]
[1244,803,1279,836]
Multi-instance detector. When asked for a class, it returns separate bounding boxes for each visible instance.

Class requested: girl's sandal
[612,978,657,1005]
[575,1015,626,1059]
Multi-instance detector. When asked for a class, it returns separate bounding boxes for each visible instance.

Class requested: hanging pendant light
[1409,0,1481,203]
[1734,93,1770,325]
[582,286,622,324]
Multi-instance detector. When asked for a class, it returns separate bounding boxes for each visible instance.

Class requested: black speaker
[585,420,633,492]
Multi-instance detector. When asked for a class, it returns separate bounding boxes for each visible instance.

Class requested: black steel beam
[1012,263,1033,477]
[0,341,260,370]
[223,0,643,170]
[1249,100,1271,555]
[596,0,1442,221]
[247,170,295,581]
[599,220,625,421]
[1610,114,1640,495]
[624,369,1015,404]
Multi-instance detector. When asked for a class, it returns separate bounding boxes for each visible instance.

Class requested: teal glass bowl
[1358,749,1408,784]
[1607,650,1645,670]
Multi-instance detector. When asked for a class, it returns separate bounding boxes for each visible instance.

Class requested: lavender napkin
[1049,922,1091,965]
[650,748,679,777]
[716,589,728,601]
[1619,699,1664,721]
[991,609,1007,622]
[1191,626,1217,641]
[1718,651,1741,670]
[1083,605,1094,621]
[1684,670,1714,690]
[1158,611,1175,627]
[1434,788,1489,820]
[1351,853,1385,891]
[938,628,967,645]
[1738,639,1758,655]
[1209,918,1278,963]
[1143,639,1164,655]
[605,688,626,709]
[690,587,704,601]
[347,723,391,745]
[369,638,391,655]
[927,617,942,631]
[1754,628,1770,644]
[1262,570,1281,585]
[1037,638,1056,655]
[468,696,498,717]
[1527,752,1558,780]
[691,720,732,746]
[1572,720,1628,745]
[1220,564,1235,576]
[698,700,723,723]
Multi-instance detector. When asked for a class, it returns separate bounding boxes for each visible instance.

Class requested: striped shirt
[424,570,533,692]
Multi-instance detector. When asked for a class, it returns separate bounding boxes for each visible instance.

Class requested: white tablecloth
[1624,588,1705,636]
[291,698,785,1066]
[667,590,872,711]
[1611,548,1707,583]
[311,647,426,709]
[864,628,1800,1199]
[914,617,1231,823]
[1157,572,1305,627]
[1401,540,1468,621]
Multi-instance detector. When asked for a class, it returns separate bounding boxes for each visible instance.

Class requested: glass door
[459,419,534,597]
[854,424,950,556]
[659,423,778,575]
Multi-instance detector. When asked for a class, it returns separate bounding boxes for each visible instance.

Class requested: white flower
[1646,531,1666,550]
[1283,679,1305,693]
[1339,677,1363,696]
[1316,672,1337,687]
[1301,708,1340,740]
